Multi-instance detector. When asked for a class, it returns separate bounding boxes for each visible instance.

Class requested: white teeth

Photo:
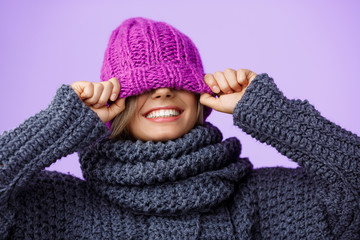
[146,109,180,118]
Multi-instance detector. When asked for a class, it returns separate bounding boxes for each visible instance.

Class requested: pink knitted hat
[100,17,213,128]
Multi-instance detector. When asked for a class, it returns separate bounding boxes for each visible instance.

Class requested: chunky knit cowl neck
[78,122,252,216]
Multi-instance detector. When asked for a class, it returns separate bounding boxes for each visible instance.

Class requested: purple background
[1,0,359,179]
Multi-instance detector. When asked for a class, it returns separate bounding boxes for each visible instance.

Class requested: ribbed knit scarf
[78,122,252,216]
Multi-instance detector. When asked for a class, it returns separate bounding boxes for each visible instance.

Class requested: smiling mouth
[145,109,182,119]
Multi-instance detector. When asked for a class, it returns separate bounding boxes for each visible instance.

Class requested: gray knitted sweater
[1,73,359,239]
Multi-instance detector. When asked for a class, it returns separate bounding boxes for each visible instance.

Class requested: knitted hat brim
[104,64,214,130]
[104,64,214,99]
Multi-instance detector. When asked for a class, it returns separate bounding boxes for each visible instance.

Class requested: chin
[138,127,187,142]
[130,119,197,142]
[147,132,182,142]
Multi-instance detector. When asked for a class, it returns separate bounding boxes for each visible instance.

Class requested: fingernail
[111,93,117,101]
[212,86,220,93]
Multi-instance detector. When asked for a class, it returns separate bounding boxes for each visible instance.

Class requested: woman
[1,17,359,239]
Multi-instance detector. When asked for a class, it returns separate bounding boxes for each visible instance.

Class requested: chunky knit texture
[100,17,213,98]
[99,17,213,128]
[1,73,360,239]
[79,122,251,216]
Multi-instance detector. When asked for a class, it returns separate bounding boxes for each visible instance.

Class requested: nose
[151,88,174,99]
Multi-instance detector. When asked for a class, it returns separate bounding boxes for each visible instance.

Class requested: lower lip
[144,114,182,122]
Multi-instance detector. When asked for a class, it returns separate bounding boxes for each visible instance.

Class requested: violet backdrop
[1,0,359,179]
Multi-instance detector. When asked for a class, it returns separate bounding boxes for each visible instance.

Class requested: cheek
[128,112,147,140]
[128,96,146,134]
[128,115,137,131]
[186,95,198,113]
[188,105,198,125]
[182,95,198,125]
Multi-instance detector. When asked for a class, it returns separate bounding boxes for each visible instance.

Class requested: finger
[93,81,113,108]
[204,73,220,94]
[224,68,242,92]
[77,82,94,100]
[247,70,258,83]
[236,69,250,87]
[108,77,120,101]
[107,98,126,120]
[199,93,221,111]
[84,83,103,106]
[214,71,233,94]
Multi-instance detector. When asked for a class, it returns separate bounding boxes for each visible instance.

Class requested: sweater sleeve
[233,73,360,234]
[0,84,110,237]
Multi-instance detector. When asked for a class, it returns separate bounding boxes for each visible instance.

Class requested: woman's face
[128,88,198,142]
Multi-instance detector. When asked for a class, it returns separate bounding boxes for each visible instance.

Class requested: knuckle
[237,69,246,75]
[204,73,214,83]
[84,81,93,88]
[214,71,223,78]
[96,83,104,90]
[105,80,113,86]
[104,81,114,89]
[237,70,245,79]
[109,77,119,86]
[224,68,234,74]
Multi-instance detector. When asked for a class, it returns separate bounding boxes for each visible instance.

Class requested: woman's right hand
[70,77,125,123]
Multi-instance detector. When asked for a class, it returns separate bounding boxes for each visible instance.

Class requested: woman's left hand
[200,68,257,114]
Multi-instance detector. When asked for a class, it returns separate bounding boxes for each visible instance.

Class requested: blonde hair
[109,95,204,140]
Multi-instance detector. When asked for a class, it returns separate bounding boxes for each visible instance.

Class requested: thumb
[200,93,221,111]
[107,98,126,120]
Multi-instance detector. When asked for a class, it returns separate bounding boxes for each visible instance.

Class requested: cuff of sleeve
[232,73,285,131]
[49,84,111,152]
